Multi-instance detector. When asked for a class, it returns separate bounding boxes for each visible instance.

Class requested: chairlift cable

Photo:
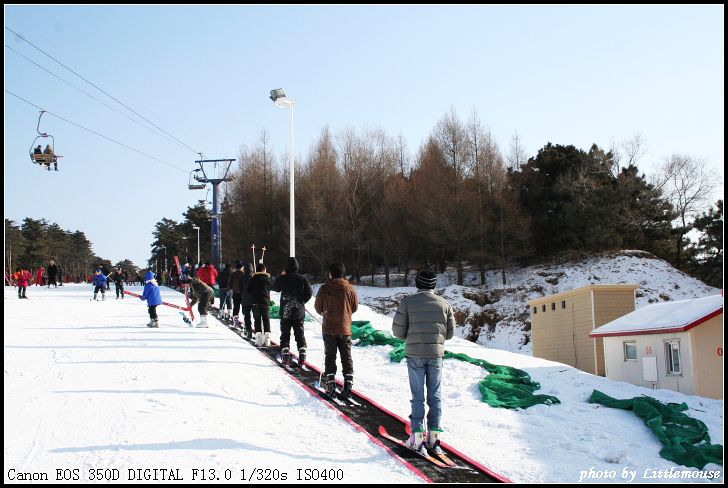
[5,26,202,156]
[7,90,187,174]
[5,44,189,150]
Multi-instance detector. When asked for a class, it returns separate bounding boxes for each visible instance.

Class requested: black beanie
[415,270,437,290]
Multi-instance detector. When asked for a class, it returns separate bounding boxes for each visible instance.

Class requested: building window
[542,304,546,312]
[623,342,637,361]
[533,306,537,314]
[665,341,681,375]
[551,302,556,310]
[561,300,566,309]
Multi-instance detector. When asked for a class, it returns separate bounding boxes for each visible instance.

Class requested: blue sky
[5,5,724,268]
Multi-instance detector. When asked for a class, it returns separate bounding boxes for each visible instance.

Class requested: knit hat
[144,271,155,281]
[235,260,244,268]
[415,270,437,290]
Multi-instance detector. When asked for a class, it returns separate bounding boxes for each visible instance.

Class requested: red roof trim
[590,308,723,338]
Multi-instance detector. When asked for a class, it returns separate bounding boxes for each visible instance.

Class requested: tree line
[4,218,142,281]
[152,108,722,288]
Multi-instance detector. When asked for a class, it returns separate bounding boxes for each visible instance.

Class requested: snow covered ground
[5,281,723,483]
[3,284,423,484]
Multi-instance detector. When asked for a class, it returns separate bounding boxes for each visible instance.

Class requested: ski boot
[146,319,156,328]
[101,294,106,301]
[298,347,307,365]
[340,374,354,399]
[93,294,98,301]
[245,327,252,340]
[263,332,271,347]
[404,428,426,454]
[281,347,291,366]
[197,315,208,328]
[324,374,336,397]
[232,316,240,329]
[426,428,444,456]
[255,332,263,347]
[151,319,159,328]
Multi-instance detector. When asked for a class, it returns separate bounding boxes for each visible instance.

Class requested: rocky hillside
[356,250,720,355]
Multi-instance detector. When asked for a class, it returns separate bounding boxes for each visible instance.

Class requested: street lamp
[192,226,201,266]
[270,87,296,257]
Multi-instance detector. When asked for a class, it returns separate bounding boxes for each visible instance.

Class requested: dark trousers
[18,285,27,297]
[148,305,158,320]
[115,282,124,297]
[242,304,253,331]
[280,318,306,352]
[197,291,213,316]
[220,288,232,309]
[93,285,105,295]
[252,304,270,333]
[323,334,353,377]
[233,293,242,315]
[48,276,57,287]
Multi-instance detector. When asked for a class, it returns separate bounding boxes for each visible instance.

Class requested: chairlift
[188,169,206,190]
[28,111,62,172]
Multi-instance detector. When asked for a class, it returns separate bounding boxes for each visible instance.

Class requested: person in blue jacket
[141,270,163,328]
[92,269,107,301]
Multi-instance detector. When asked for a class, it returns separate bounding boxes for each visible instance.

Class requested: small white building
[590,294,723,399]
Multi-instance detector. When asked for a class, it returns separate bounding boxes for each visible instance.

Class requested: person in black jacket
[246,263,272,347]
[113,267,127,299]
[47,260,59,287]
[272,257,312,365]
[218,263,232,315]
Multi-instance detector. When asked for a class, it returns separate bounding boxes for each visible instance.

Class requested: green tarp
[350,320,560,409]
[588,390,723,469]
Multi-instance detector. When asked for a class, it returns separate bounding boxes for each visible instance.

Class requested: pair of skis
[378,425,460,469]
[312,380,362,408]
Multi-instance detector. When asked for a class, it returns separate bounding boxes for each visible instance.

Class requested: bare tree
[435,107,470,284]
[610,133,648,177]
[506,130,528,170]
[653,154,720,269]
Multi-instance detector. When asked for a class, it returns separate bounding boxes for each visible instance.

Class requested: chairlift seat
[188,184,206,190]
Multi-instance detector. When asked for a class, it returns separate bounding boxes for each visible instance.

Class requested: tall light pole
[270,88,296,257]
[192,226,200,265]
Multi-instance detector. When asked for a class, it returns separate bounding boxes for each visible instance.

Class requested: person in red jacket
[196,261,218,305]
[35,266,46,286]
[13,267,32,299]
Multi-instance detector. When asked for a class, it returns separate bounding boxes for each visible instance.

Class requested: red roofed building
[590,294,723,399]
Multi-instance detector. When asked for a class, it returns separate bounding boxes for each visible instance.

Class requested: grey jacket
[392,290,455,357]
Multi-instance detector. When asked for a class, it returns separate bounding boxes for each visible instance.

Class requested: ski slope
[4,283,724,483]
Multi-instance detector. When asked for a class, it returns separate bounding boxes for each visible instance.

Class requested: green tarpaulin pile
[588,390,723,469]
[350,320,560,409]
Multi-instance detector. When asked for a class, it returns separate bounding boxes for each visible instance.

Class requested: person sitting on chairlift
[43,144,58,171]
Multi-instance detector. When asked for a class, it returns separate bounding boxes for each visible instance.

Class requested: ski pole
[304,304,327,387]
[260,246,267,264]
[251,244,257,269]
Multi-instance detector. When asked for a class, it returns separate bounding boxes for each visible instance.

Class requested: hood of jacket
[326,277,349,290]
[285,257,299,274]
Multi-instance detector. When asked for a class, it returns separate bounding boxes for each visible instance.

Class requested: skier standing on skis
[91,269,108,301]
[189,277,214,328]
[314,263,359,398]
[47,260,59,287]
[272,257,312,366]
[391,269,454,456]
[140,270,162,327]
[247,263,273,347]
[35,266,45,286]
[218,263,232,314]
[13,267,32,299]
[113,267,127,299]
